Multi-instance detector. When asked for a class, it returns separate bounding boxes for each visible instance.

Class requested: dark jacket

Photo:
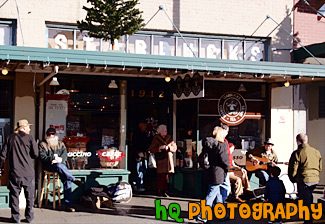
[264,176,286,204]
[203,137,229,185]
[0,131,38,177]
[39,141,67,166]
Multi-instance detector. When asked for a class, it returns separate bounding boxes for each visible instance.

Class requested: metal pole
[159,5,197,58]
[267,15,323,65]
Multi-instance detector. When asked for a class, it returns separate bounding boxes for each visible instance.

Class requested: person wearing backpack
[197,126,229,223]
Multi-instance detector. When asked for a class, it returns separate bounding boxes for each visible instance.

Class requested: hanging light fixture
[238,83,246,92]
[108,80,118,88]
[284,80,290,87]
[1,68,8,75]
[49,77,60,86]
[165,75,171,82]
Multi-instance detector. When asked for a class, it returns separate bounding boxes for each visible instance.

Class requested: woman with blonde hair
[197,126,229,223]
[148,124,177,197]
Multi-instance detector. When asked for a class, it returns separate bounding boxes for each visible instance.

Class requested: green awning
[0,45,324,78]
[293,42,325,61]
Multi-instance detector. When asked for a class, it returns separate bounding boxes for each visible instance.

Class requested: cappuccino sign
[218,92,247,126]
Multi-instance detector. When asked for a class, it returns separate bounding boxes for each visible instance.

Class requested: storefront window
[176,37,198,57]
[48,28,74,49]
[46,25,269,61]
[101,36,126,52]
[0,20,15,46]
[198,81,267,149]
[75,31,101,51]
[127,35,151,54]
[52,75,121,170]
[244,41,264,61]
[153,36,176,56]
[224,40,243,60]
[200,39,222,59]
[0,25,10,46]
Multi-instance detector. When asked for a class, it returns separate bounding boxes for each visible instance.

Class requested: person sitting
[247,138,278,186]
[39,128,84,212]
[228,143,252,202]
[264,166,286,224]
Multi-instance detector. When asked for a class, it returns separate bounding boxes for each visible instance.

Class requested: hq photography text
[155,199,323,223]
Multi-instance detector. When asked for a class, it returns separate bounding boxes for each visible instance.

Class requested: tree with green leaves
[77,0,145,50]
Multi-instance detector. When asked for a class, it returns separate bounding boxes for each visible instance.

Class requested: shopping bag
[148,153,157,168]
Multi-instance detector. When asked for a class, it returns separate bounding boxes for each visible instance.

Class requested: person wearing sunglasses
[39,127,84,212]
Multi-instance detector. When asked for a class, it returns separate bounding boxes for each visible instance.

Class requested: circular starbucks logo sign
[218,92,247,126]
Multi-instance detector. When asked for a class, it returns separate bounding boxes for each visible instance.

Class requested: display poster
[46,94,70,140]
[173,72,204,100]
[102,128,116,147]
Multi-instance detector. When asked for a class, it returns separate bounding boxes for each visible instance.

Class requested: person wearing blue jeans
[133,121,152,192]
[255,169,269,186]
[135,159,147,191]
[197,126,229,223]
[39,128,84,212]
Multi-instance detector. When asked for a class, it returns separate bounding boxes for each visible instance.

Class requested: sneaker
[196,216,207,223]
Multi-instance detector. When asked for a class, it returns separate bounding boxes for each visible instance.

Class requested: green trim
[0,45,324,77]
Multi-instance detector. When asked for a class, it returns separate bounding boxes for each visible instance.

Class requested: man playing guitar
[246,138,278,186]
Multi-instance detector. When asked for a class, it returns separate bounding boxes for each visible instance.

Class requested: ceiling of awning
[0,45,324,85]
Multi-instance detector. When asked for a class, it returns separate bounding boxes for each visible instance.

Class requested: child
[264,166,286,224]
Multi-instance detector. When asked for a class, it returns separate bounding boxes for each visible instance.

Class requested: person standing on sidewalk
[0,119,39,223]
[288,133,322,224]
[197,126,229,223]
[148,124,177,197]
[133,120,152,192]
[39,127,84,212]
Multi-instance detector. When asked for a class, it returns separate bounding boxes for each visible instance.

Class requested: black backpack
[198,151,210,169]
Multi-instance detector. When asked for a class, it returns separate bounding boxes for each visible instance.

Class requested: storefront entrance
[126,78,173,191]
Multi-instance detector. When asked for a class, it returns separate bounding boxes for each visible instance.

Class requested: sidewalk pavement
[0,190,323,224]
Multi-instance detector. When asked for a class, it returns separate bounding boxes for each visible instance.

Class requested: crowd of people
[0,118,322,224]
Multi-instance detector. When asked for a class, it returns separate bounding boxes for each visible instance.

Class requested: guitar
[245,155,289,172]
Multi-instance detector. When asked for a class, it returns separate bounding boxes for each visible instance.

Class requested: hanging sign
[218,92,247,126]
[45,94,70,139]
[173,72,204,100]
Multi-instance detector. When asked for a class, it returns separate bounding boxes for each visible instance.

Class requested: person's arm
[58,142,67,164]
[30,137,39,159]
[148,136,161,153]
[218,142,230,172]
[39,142,53,164]
[288,151,298,183]
[0,136,9,170]
[167,140,177,153]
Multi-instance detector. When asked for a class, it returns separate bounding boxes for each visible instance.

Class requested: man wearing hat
[39,127,84,212]
[247,138,278,186]
[0,119,38,223]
